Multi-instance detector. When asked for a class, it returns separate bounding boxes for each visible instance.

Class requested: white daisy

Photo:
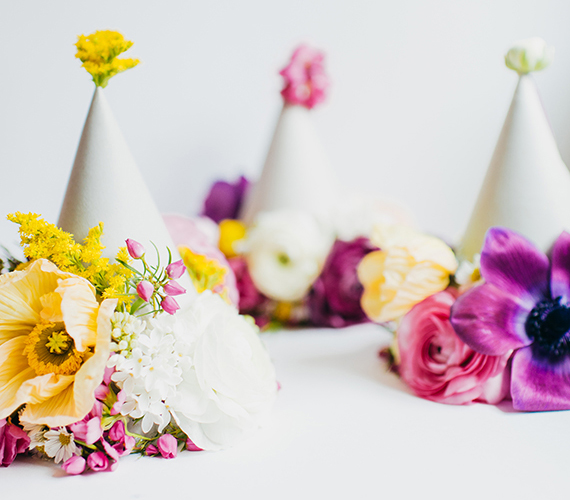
[43,428,79,464]
[21,422,48,450]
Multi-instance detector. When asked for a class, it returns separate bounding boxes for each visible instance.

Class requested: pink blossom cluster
[126,239,187,315]
[280,45,329,109]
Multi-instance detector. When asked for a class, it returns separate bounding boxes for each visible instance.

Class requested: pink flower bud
[157,434,178,459]
[87,451,110,471]
[136,281,154,302]
[161,296,180,315]
[145,444,158,456]
[62,455,86,475]
[163,280,186,296]
[186,438,203,451]
[166,259,186,279]
[108,421,126,442]
[126,239,145,259]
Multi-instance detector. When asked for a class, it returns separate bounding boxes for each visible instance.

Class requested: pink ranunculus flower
[0,419,30,466]
[280,45,329,109]
[397,290,511,405]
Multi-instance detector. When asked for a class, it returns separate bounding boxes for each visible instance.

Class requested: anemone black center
[525,297,570,361]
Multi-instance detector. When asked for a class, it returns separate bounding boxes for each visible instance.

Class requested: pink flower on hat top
[280,45,329,109]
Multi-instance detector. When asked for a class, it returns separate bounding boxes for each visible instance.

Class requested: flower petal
[450,283,532,355]
[550,231,570,302]
[480,228,549,307]
[511,346,570,411]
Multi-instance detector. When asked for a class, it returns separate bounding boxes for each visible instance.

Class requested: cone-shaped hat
[240,45,338,225]
[59,87,179,262]
[460,38,570,259]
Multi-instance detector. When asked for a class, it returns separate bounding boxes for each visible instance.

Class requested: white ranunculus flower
[505,37,554,74]
[243,210,334,302]
[166,292,278,450]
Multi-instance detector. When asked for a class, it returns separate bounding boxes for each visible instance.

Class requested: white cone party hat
[460,37,570,259]
[240,45,338,225]
[59,87,180,264]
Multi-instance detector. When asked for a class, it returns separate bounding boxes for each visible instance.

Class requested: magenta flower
[163,280,186,296]
[161,296,180,315]
[145,444,159,456]
[125,239,145,259]
[451,227,570,411]
[166,260,186,280]
[62,456,86,475]
[157,434,177,459]
[0,419,30,466]
[229,257,268,314]
[186,438,202,451]
[69,415,102,445]
[136,281,154,302]
[280,45,329,109]
[202,176,250,223]
[308,238,378,328]
[87,451,110,472]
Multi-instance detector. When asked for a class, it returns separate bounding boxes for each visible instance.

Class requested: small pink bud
[87,451,109,472]
[126,239,145,259]
[163,280,186,296]
[186,438,203,452]
[145,444,159,456]
[136,281,154,302]
[166,259,186,279]
[157,434,178,459]
[62,455,86,475]
[108,421,126,442]
[161,296,180,315]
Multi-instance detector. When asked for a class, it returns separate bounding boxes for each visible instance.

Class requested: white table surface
[3,323,569,499]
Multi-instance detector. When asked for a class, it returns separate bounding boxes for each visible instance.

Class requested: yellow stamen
[24,322,86,376]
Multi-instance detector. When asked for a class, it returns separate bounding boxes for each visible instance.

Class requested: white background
[2,2,570,498]
[3,1,570,248]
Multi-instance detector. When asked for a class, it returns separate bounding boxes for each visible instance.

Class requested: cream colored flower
[0,259,116,427]
[43,428,79,464]
[505,37,554,74]
[357,225,457,323]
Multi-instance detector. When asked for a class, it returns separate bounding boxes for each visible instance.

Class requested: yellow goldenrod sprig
[75,30,140,88]
[8,212,133,305]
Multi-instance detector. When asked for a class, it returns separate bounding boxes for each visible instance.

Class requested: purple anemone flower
[450,227,570,411]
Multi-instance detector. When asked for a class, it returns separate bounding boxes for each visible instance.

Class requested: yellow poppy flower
[0,259,116,427]
[358,225,457,323]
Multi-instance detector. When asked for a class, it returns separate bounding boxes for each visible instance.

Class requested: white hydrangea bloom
[242,209,333,301]
[110,292,278,450]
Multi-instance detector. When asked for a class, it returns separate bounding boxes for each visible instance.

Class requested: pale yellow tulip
[0,259,116,426]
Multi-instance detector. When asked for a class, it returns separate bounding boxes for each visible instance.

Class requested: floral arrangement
[0,213,277,472]
[357,222,570,411]
[0,30,277,473]
[200,175,380,328]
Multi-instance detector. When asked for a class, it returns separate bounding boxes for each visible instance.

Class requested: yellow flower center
[58,433,72,446]
[24,322,86,376]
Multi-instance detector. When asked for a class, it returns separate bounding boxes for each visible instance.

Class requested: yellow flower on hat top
[75,30,140,88]
[357,225,457,323]
[0,259,117,427]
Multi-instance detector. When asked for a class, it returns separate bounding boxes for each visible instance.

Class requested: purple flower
[0,419,30,466]
[308,238,378,328]
[450,227,570,411]
[202,176,250,223]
